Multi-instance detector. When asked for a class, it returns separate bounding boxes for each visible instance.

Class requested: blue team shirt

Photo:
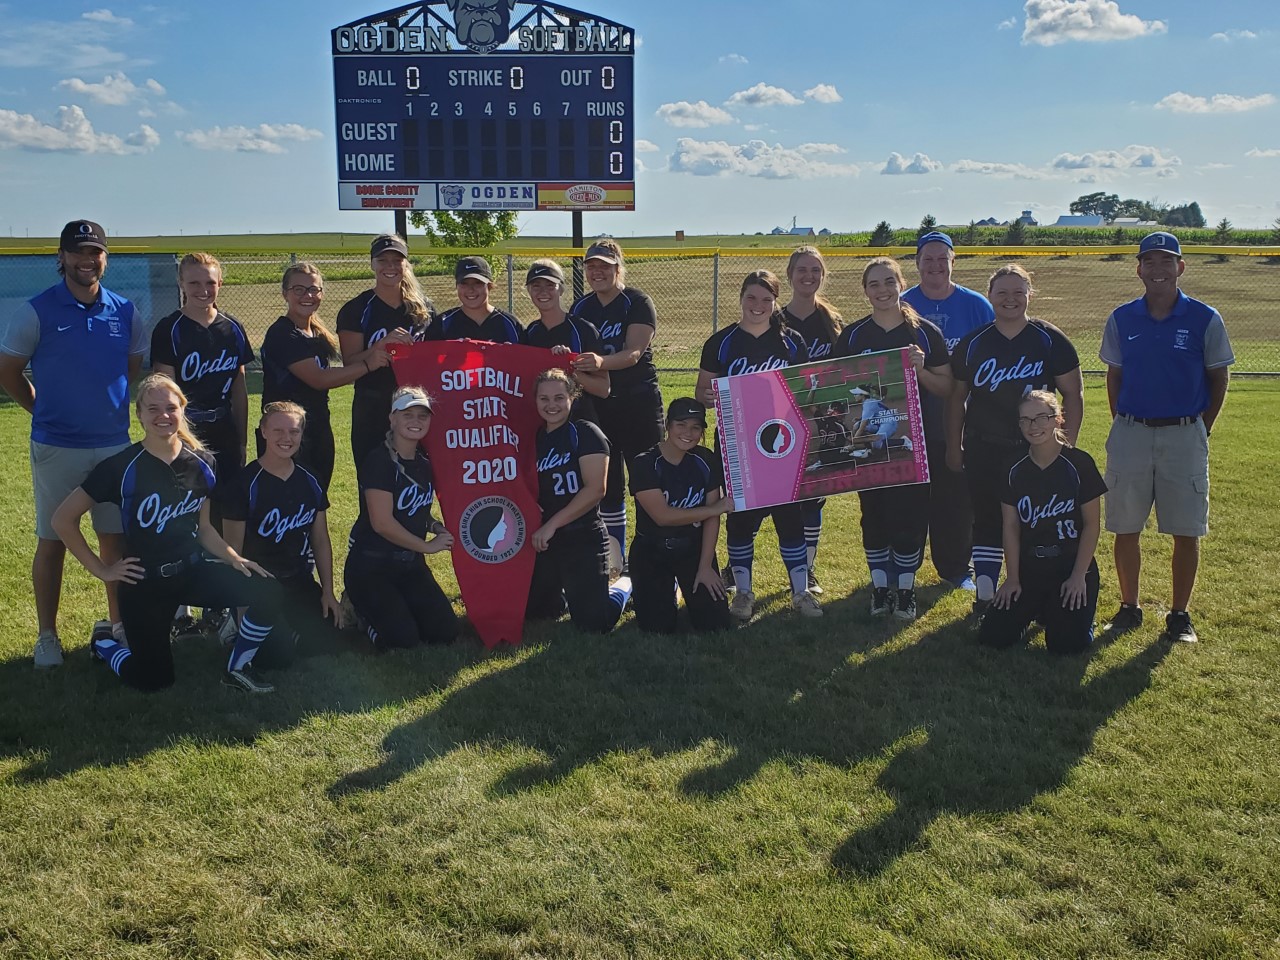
[4,281,145,448]
[1099,290,1235,419]
[901,284,994,353]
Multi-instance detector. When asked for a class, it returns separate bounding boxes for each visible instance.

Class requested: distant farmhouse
[1051,215,1158,228]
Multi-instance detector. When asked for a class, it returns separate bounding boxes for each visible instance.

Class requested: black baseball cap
[666,398,707,426]
[370,234,409,257]
[59,220,108,252]
[526,261,565,285]
[455,256,493,282]
[584,241,620,264]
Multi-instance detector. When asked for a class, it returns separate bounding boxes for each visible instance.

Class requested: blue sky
[0,0,1277,239]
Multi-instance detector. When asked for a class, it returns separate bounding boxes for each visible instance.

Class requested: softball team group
[9,225,1233,695]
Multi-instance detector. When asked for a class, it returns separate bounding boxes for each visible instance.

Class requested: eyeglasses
[288,285,323,296]
[1017,413,1055,428]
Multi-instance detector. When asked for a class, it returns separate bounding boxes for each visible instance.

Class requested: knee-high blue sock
[227,615,273,672]
[892,547,923,589]
[972,545,1004,601]
[865,546,892,588]
[92,636,131,676]
[780,541,810,595]
[802,503,823,568]
[600,504,627,569]
[728,537,755,594]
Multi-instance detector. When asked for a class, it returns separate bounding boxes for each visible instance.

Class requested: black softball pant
[963,437,1027,553]
[344,552,458,649]
[628,534,731,634]
[350,389,393,474]
[927,444,973,582]
[526,523,621,634]
[193,417,244,526]
[858,483,930,556]
[115,559,282,692]
[979,556,1099,654]
[597,384,664,510]
[252,571,345,669]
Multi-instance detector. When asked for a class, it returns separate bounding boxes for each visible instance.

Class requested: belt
[1118,414,1199,428]
[1030,545,1062,559]
[354,547,418,562]
[144,552,204,579]
[639,534,697,551]
[186,407,229,424]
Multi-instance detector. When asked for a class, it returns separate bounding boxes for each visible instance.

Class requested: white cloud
[669,138,860,179]
[635,139,660,153]
[998,17,1018,29]
[655,100,735,128]
[144,78,166,95]
[82,9,133,26]
[804,84,843,104]
[725,83,803,107]
[1052,143,1180,170]
[1022,0,1166,46]
[178,123,322,154]
[1245,147,1280,158]
[1156,168,1177,179]
[1156,92,1275,114]
[1210,29,1257,42]
[797,142,844,155]
[952,159,1043,179]
[882,151,942,175]
[719,53,748,64]
[1198,162,1234,169]
[0,105,157,154]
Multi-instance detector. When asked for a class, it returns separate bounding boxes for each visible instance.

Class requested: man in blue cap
[901,230,994,592]
[1099,232,1233,644]
[0,220,147,668]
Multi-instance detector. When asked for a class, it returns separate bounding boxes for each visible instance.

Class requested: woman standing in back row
[567,238,664,575]
[337,234,435,471]
[782,245,843,594]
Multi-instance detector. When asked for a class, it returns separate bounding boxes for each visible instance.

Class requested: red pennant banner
[389,339,571,648]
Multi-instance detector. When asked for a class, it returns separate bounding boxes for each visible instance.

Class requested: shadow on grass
[0,629,478,783]
[324,582,1166,876]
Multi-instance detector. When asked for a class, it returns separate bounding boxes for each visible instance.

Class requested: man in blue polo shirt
[0,220,147,668]
[1100,232,1233,644]
[901,231,995,592]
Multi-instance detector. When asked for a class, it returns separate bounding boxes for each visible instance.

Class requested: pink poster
[713,348,930,511]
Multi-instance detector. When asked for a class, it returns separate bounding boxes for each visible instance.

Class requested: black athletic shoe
[893,589,917,621]
[223,666,275,694]
[1160,610,1198,644]
[870,587,893,616]
[1107,604,1144,636]
[807,567,823,595]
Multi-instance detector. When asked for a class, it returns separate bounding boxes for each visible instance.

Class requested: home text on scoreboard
[332,1,636,213]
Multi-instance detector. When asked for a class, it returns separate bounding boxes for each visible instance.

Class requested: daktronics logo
[565,184,606,205]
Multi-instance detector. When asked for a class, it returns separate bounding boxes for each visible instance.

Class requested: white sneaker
[34,633,64,670]
[729,589,755,621]
[791,591,823,618]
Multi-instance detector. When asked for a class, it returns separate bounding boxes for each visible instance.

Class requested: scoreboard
[332,2,635,213]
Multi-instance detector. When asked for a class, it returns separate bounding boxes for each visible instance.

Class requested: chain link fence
[3,247,1278,373]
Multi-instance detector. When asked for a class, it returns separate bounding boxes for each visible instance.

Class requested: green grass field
[2,377,1278,958]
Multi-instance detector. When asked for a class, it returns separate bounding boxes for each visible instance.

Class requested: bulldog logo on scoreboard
[446,0,515,54]
[756,420,797,460]
[459,495,525,563]
[440,184,465,207]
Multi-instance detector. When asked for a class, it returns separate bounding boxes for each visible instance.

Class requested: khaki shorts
[1103,416,1210,538]
[31,440,128,540]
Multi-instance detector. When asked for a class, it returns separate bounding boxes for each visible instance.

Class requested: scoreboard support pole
[394,210,408,242]
[571,210,585,301]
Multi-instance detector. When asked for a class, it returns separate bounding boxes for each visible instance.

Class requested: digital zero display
[332,2,635,213]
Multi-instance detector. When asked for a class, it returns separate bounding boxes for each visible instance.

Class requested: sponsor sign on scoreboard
[332,2,636,212]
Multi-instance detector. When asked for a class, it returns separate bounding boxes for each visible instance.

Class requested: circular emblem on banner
[756,419,796,459]
[566,184,606,205]
[459,496,525,563]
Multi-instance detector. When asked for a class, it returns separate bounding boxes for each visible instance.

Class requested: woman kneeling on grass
[51,374,283,693]
[526,368,633,632]
[627,398,734,635]
[344,386,458,649]
[221,402,345,666]
[979,391,1105,654]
